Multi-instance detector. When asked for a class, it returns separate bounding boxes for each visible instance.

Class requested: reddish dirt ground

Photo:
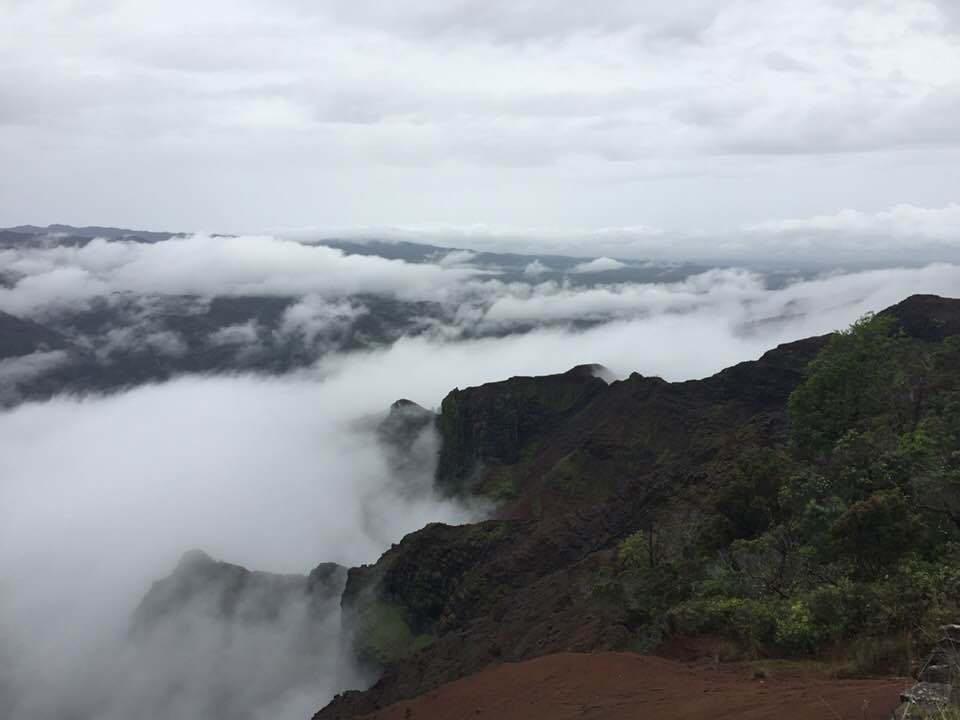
[357,652,908,720]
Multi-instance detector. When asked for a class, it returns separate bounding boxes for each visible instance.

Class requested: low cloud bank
[474,264,960,334]
[0,371,481,720]
[571,257,627,273]
[0,233,478,317]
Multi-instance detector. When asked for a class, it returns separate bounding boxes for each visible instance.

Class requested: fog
[1,253,959,718]
[0,372,480,720]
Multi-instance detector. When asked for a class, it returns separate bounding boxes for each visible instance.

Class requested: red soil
[357,652,908,720]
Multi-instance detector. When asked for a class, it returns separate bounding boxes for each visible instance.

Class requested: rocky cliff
[317,294,960,719]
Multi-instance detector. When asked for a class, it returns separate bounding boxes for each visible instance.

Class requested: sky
[2,0,960,246]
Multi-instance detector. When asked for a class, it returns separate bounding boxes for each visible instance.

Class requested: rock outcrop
[880,294,960,342]
[340,521,515,673]
[133,549,346,632]
[893,625,960,719]
[435,364,609,496]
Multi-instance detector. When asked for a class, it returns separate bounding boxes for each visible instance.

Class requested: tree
[830,489,919,577]
[789,313,903,459]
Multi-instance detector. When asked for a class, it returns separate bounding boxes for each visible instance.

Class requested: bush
[710,449,787,545]
[846,635,912,676]
[668,597,778,647]
[805,584,851,644]
[830,489,919,576]
[774,600,821,654]
[618,531,651,573]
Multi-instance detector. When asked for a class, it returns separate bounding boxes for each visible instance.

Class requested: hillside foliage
[613,314,960,669]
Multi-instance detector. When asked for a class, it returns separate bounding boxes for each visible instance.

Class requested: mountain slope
[315,294,960,719]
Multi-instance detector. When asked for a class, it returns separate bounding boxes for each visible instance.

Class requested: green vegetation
[483,469,520,501]
[610,314,960,670]
[354,600,434,667]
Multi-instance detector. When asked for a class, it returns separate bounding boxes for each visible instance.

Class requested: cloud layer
[288,200,960,265]
[2,1,959,231]
[0,234,476,317]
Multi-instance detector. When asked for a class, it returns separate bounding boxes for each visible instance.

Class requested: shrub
[805,584,851,644]
[667,597,778,647]
[618,531,651,573]
[775,600,821,654]
[830,489,919,577]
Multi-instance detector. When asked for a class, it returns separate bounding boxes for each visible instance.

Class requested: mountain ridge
[313,293,960,719]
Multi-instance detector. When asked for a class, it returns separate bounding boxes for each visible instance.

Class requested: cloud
[95,326,188,360]
[0,367,482,720]
[285,224,666,260]
[437,249,477,267]
[209,320,261,346]
[277,296,367,346]
[0,350,70,404]
[0,234,477,317]
[479,264,960,327]
[762,51,814,74]
[287,201,960,265]
[746,203,960,240]
[318,2,724,45]
[571,257,628,273]
[523,260,550,276]
[2,1,959,231]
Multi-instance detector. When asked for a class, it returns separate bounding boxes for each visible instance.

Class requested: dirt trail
[356,652,907,720]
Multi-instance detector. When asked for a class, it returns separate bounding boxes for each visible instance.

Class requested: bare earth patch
[357,652,908,720]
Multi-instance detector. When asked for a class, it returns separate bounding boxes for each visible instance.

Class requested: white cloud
[523,260,550,276]
[277,296,367,346]
[480,264,960,327]
[0,350,70,404]
[2,1,959,230]
[746,203,960,240]
[437,249,477,267]
[0,234,477,316]
[571,257,628,273]
[287,201,960,264]
[144,331,188,357]
[209,320,261,346]
[0,368,482,720]
[95,327,188,360]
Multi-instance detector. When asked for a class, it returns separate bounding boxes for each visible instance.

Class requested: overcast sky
[2,0,960,243]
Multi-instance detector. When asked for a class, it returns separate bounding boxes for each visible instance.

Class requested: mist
[1,254,958,719]
[0,371,480,720]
